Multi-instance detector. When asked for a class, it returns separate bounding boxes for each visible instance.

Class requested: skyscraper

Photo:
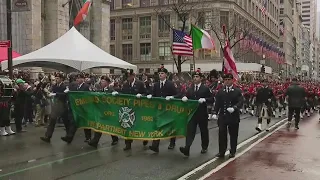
[300,0,317,38]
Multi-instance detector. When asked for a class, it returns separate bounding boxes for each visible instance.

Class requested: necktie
[161,82,164,89]
[195,85,198,92]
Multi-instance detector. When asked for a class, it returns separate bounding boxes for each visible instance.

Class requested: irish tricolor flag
[74,0,92,26]
[191,25,215,50]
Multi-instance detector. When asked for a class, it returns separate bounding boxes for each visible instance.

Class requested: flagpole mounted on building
[6,0,13,79]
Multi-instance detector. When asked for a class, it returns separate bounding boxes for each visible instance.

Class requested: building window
[158,42,171,60]
[140,0,150,7]
[110,69,115,74]
[110,45,115,56]
[158,15,170,37]
[110,0,114,10]
[220,11,229,29]
[140,43,151,61]
[280,0,283,4]
[279,42,283,48]
[122,18,132,40]
[139,68,144,73]
[122,0,133,8]
[145,68,150,73]
[280,8,284,14]
[110,19,115,40]
[158,0,168,5]
[122,44,133,61]
[140,16,151,39]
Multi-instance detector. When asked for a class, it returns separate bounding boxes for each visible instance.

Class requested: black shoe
[179,147,190,157]
[229,153,235,158]
[295,125,299,130]
[123,145,131,151]
[84,138,91,143]
[143,141,148,146]
[201,149,207,154]
[168,144,175,150]
[61,136,72,144]
[88,140,98,148]
[40,136,50,143]
[111,140,118,146]
[149,146,159,153]
[216,153,225,158]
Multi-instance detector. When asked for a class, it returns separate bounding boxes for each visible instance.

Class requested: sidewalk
[204,116,320,180]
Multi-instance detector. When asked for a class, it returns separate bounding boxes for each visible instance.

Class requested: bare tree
[154,0,201,73]
[207,12,255,60]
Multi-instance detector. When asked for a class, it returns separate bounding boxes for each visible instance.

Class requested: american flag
[261,0,267,15]
[172,29,193,56]
[279,20,284,35]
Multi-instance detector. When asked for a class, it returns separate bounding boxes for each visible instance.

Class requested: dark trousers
[185,116,209,150]
[151,138,176,148]
[45,101,69,138]
[24,105,33,123]
[84,129,92,140]
[91,132,118,143]
[0,106,10,127]
[288,107,301,126]
[218,122,239,155]
[14,108,24,132]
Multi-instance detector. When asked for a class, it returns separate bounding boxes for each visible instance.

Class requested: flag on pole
[74,0,92,26]
[261,0,267,16]
[222,25,238,80]
[172,29,193,56]
[191,25,215,50]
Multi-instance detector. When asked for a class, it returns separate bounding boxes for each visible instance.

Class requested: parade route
[198,115,320,180]
[0,115,285,180]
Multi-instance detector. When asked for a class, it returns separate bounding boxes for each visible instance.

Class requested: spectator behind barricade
[23,83,34,125]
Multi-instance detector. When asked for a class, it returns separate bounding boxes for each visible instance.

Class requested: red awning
[0,47,21,62]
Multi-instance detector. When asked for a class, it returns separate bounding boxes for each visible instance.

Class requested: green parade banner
[68,92,199,140]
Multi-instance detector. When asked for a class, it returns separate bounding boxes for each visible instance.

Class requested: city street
[0,115,285,180]
[201,114,320,180]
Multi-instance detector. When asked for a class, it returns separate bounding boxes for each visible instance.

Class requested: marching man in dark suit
[149,64,177,153]
[213,73,243,158]
[120,69,148,151]
[40,73,69,143]
[88,75,119,148]
[179,69,213,157]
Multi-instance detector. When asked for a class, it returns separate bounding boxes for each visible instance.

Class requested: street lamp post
[6,0,13,79]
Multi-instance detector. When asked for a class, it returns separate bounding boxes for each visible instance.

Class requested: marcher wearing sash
[149,64,177,153]
[179,69,213,157]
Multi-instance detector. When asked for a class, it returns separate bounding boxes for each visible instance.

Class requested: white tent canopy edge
[1,27,137,72]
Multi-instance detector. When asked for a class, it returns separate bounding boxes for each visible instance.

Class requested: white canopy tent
[1,27,136,72]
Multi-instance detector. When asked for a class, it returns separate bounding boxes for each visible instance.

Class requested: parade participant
[149,64,177,153]
[212,73,243,158]
[121,69,148,151]
[13,79,27,133]
[207,69,219,119]
[285,78,306,130]
[0,77,15,136]
[179,69,213,157]
[255,80,274,132]
[88,75,119,148]
[40,73,69,143]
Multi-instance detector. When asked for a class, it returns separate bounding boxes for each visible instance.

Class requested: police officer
[179,69,213,157]
[40,73,69,143]
[149,64,177,153]
[121,69,148,151]
[88,75,119,148]
[213,73,243,158]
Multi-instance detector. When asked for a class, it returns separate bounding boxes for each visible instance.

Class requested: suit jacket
[214,85,243,124]
[285,83,306,108]
[152,80,177,98]
[52,82,67,102]
[186,83,213,119]
[255,86,274,105]
[76,82,90,92]
[121,79,146,95]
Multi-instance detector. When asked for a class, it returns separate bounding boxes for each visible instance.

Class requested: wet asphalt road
[205,114,320,180]
[0,114,284,180]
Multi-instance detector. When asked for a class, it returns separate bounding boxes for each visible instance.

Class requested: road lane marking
[197,120,288,180]
[177,118,288,180]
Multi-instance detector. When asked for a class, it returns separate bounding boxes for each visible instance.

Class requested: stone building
[0,0,110,74]
[110,0,281,73]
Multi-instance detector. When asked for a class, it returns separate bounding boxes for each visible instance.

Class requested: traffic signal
[261,65,265,73]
